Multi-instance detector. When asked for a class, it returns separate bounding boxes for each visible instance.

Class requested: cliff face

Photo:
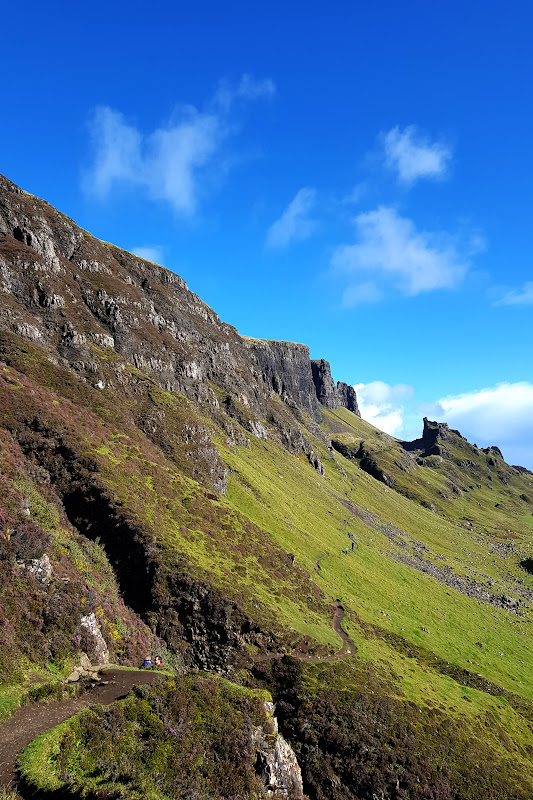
[0,174,358,438]
[0,173,359,673]
[311,359,360,415]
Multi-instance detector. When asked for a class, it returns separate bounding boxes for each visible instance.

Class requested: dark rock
[310,359,360,415]
[311,359,339,409]
[520,558,533,576]
[483,445,504,459]
[513,464,533,475]
[336,380,360,415]
[358,446,394,487]
[153,575,282,673]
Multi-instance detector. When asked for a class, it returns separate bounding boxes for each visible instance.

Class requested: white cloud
[332,206,473,297]
[494,281,533,306]
[84,75,275,215]
[265,188,317,249]
[87,107,143,197]
[132,246,163,264]
[382,125,452,185]
[436,382,533,469]
[354,381,414,436]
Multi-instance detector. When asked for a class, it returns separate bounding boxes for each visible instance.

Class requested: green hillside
[2,335,533,798]
[1,173,533,798]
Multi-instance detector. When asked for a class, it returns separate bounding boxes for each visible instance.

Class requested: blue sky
[2,0,533,467]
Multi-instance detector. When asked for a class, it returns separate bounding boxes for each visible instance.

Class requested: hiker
[345,547,349,555]
[154,655,162,667]
[142,656,152,668]
[347,532,351,538]
[351,540,355,550]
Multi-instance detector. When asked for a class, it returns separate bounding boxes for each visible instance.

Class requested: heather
[20,676,275,800]
[257,657,533,800]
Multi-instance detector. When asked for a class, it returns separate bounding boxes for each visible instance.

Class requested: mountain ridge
[1,173,533,800]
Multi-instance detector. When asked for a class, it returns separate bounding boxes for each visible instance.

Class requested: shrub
[53,677,274,799]
[265,658,533,800]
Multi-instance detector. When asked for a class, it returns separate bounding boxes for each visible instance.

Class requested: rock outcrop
[254,702,304,799]
[311,358,360,415]
[0,173,359,483]
[153,575,283,674]
[336,380,360,415]
[79,612,110,665]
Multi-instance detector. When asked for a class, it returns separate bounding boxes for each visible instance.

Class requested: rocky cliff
[311,358,359,414]
[0,173,359,454]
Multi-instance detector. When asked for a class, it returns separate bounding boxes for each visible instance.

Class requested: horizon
[2,0,532,467]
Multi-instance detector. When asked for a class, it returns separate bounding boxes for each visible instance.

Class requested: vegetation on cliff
[0,174,532,798]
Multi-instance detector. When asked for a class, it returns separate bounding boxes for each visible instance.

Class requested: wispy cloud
[341,282,382,306]
[382,125,452,185]
[132,246,164,264]
[84,75,275,216]
[265,187,317,249]
[354,381,414,436]
[493,281,533,306]
[332,206,477,301]
[434,382,533,469]
[342,183,367,205]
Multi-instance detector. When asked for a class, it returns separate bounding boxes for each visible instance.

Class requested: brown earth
[0,669,164,793]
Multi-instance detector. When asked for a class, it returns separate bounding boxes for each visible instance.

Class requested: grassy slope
[327,406,533,535]
[221,413,533,698]
[2,334,533,792]
[215,404,533,777]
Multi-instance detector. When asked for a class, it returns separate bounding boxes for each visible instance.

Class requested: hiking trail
[0,605,356,794]
[0,669,163,792]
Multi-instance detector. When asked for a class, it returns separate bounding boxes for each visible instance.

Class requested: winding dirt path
[287,602,357,663]
[0,669,164,791]
[330,602,357,658]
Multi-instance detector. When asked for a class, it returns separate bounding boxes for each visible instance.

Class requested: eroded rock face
[254,703,304,799]
[336,380,360,415]
[79,612,110,665]
[311,359,338,409]
[308,449,325,476]
[311,359,361,416]
[153,576,283,673]
[0,173,360,486]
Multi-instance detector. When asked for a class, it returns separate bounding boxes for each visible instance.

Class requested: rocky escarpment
[401,417,464,457]
[0,173,359,466]
[311,358,360,415]
[246,338,323,421]
[152,575,284,673]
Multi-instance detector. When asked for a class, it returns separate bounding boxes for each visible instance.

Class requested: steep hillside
[1,174,533,800]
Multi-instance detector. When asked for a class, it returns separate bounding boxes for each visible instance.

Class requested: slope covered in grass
[1,173,533,798]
